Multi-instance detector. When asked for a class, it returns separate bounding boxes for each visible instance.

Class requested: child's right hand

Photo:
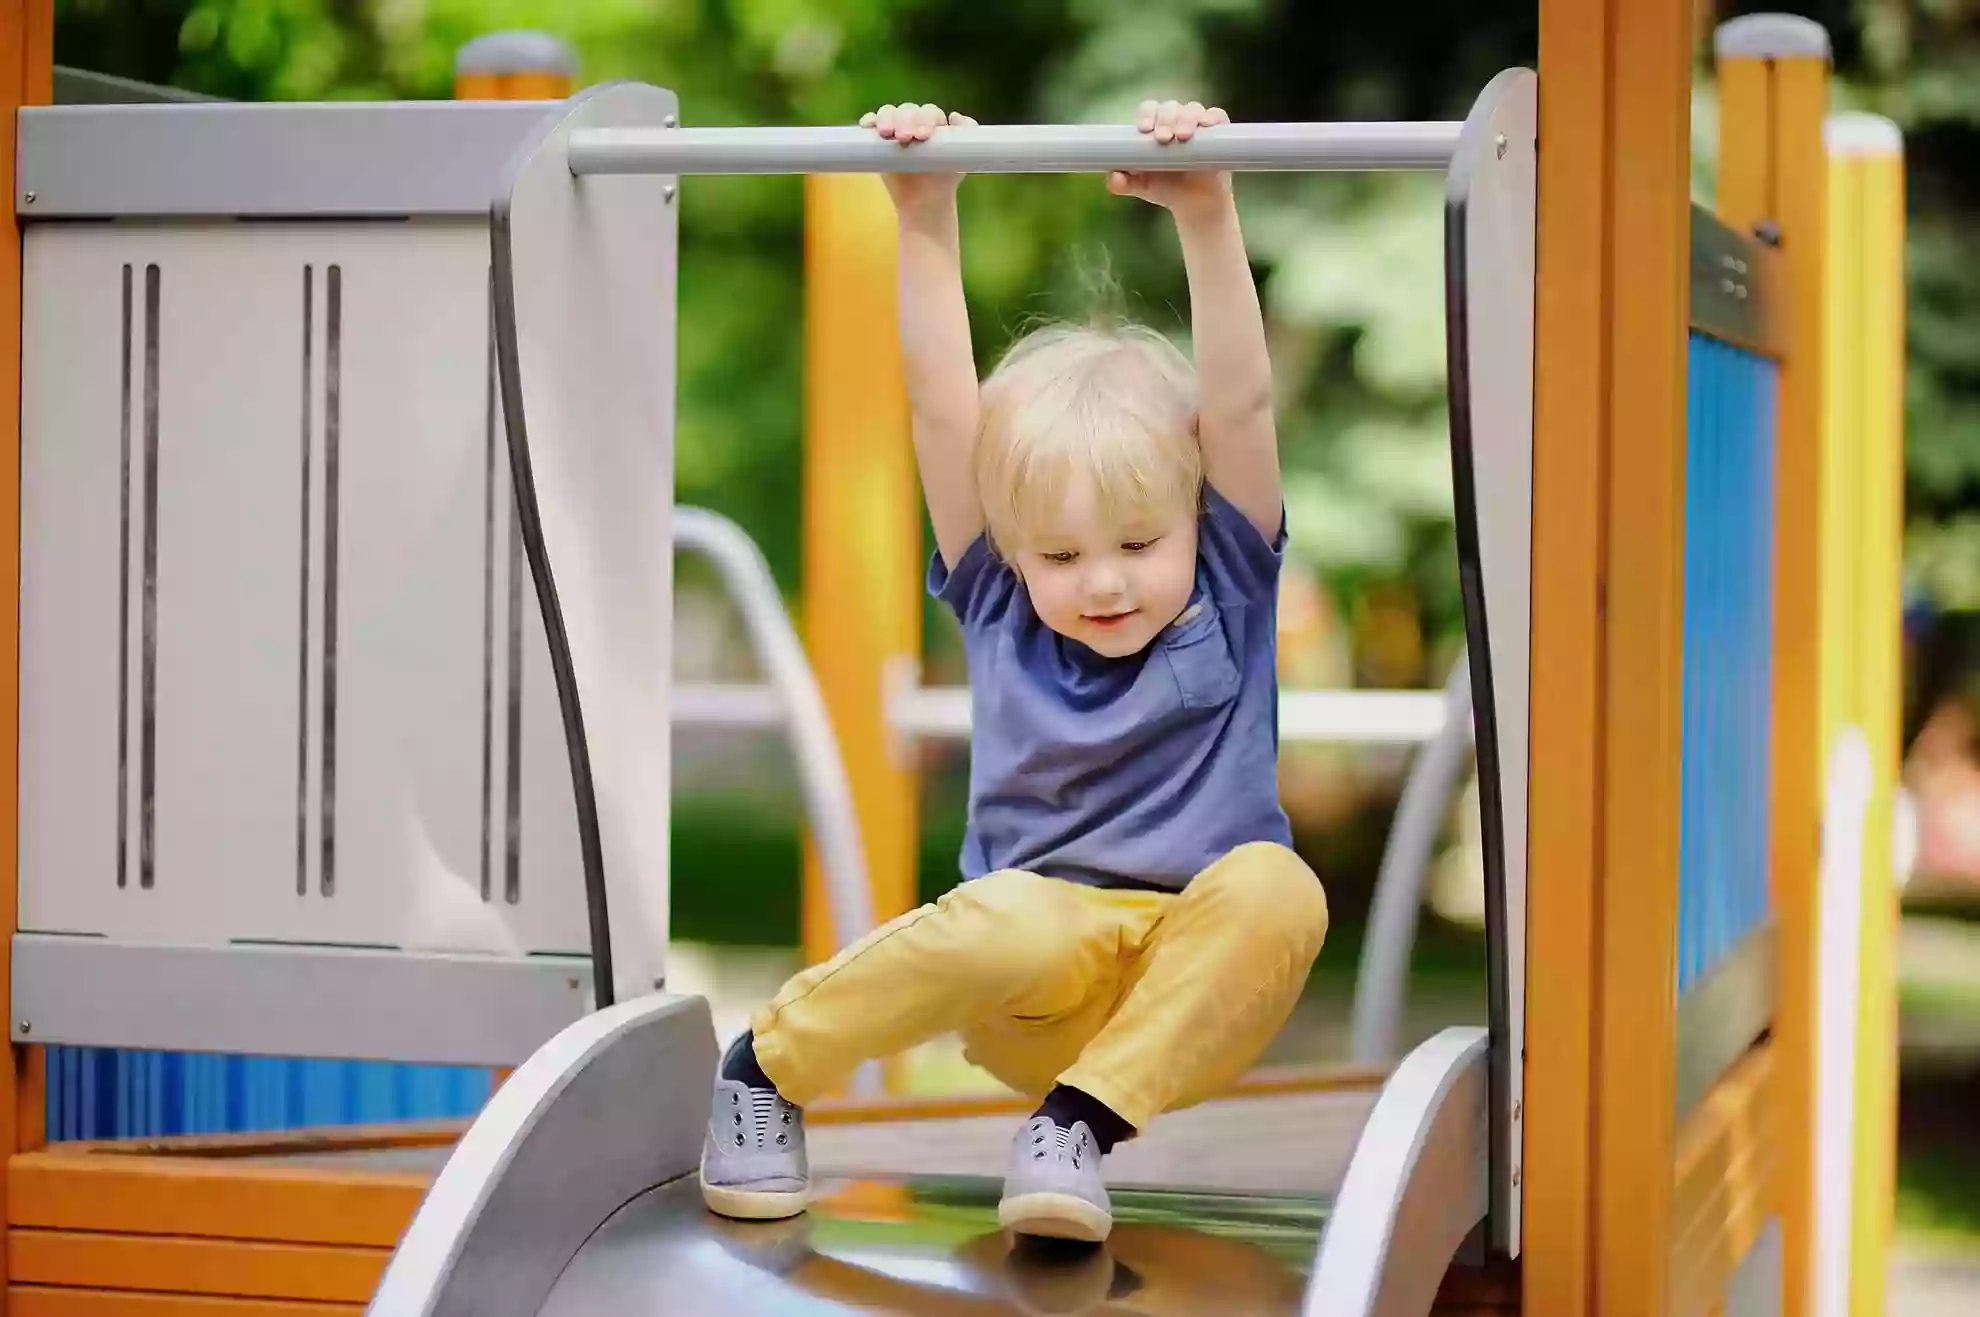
[859,103,976,216]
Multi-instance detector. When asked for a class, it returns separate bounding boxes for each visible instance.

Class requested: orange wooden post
[1589,1,1695,1312]
[1527,0,1693,1312]
[2,5,54,1309]
[800,176,920,971]
[1715,18,1832,1315]
[1523,0,1612,1306]
[453,31,576,102]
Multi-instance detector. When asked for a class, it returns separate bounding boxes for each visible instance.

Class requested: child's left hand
[1107,99,1234,221]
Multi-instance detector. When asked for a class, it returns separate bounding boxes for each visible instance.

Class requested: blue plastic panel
[45,1046,492,1142]
[1675,333,1778,996]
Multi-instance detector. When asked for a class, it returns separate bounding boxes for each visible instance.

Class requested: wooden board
[10,1233,383,1305]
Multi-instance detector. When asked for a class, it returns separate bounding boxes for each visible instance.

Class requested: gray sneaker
[997,1117,1113,1242]
[699,1074,809,1220]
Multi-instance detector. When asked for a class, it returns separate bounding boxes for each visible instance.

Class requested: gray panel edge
[1690,205,1784,358]
[12,933,591,1066]
[18,101,569,219]
[1673,924,1776,1122]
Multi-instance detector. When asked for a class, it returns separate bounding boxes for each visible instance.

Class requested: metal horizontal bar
[568,121,1462,177]
[676,681,1451,745]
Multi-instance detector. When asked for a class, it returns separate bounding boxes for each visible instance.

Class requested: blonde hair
[975,320,1202,554]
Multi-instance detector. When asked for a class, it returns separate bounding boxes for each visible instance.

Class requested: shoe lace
[727,1087,795,1149]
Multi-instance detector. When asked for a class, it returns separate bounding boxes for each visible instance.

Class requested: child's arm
[861,103,984,569]
[1107,100,1282,541]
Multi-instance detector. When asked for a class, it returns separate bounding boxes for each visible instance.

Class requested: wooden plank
[807,1061,1387,1125]
[36,1122,464,1162]
[10,1289,358,1316]
[1591,0,1693,1313]
[1668,1044,1778,1317]
[15,1052,42,1155]
[9,1233,384,1305]
[1526,0,1613,1309]
[8,1156,427,1248]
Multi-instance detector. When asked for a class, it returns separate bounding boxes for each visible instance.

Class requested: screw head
[17,1020,29,1036]
[22,191,33,204]
[663,185,677,203]
[663,114,678,129]
[1494,133,1507,160]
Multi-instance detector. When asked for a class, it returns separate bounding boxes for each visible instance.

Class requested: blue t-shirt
[928,483,1294,892]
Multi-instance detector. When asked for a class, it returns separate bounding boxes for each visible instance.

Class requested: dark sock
[720,1030,775,1091]
[1035,1084,1134,1154]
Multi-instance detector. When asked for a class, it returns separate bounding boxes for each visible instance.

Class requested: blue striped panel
[44,1046,493,1142]
[1675,333,1778,997]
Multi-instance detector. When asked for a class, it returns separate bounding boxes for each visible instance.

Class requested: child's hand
[1107,100,1235,224]
[859,103,977,219]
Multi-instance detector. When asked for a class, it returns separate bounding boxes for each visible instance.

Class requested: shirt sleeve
[927,532,1018,630]
[1197,482,1286,605]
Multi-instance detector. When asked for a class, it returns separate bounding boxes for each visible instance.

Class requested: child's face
[1011,470,1198,659]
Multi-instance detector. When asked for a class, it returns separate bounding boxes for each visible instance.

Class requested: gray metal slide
[368,994,1489,1317]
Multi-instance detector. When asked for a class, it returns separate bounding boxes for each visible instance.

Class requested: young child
[699,97,1330,1243]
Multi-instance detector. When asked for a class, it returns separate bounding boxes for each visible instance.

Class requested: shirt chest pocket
[1159,600,1243,709]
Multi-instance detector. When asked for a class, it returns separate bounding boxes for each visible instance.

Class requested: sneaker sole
[998,1191,1112,1242]
[699,1154,810,1221]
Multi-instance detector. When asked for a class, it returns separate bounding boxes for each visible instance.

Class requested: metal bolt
[1512,1167,1521,1187]
[21,191,33,204]
[663,185,676,204]
[1513,1101,1522,1121]
[16,1020,29,1036]
[1494,133,1507,160]
[663,114,678,129]
[567,977,581,990]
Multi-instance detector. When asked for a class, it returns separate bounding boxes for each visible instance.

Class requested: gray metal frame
[16,102,557,218]
[565,120,1461,176]
[1348,654,1475,1066]
[11,934,591,1067]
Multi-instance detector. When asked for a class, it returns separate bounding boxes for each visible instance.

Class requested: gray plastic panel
[1673,925,1776,1123]
[12,934,591,1066]
[17,101,560,218]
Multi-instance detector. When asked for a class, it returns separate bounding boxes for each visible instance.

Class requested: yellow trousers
[750,841,1329,1131]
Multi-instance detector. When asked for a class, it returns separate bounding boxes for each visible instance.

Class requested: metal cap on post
[455,30,578,101]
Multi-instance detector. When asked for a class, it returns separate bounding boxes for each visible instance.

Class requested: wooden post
[1817,111,1905,1317]
[1523,0,1612,1305]
[2,5,54,1308]
[1527,0,1693,1312]
[1715,17,1832,1315]
[800,176,920,975]
[453,31,575,101]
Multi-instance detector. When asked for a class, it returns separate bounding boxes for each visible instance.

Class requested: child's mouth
[1086,611,1136,628]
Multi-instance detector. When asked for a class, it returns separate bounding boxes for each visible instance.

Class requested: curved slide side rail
[1303,1026,1491,1317]
[368,993,718,1317]
[673,506,876,954]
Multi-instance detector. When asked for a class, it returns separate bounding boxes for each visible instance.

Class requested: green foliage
[50,0,1980,668]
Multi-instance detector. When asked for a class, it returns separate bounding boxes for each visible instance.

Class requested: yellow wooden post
[453,31,576,101]
[800,176,920,976]
[1817,111,1905,1317]
[1715,18,1832,1314]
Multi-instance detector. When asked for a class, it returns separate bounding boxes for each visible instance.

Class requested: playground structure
[0,3,1910,1316]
